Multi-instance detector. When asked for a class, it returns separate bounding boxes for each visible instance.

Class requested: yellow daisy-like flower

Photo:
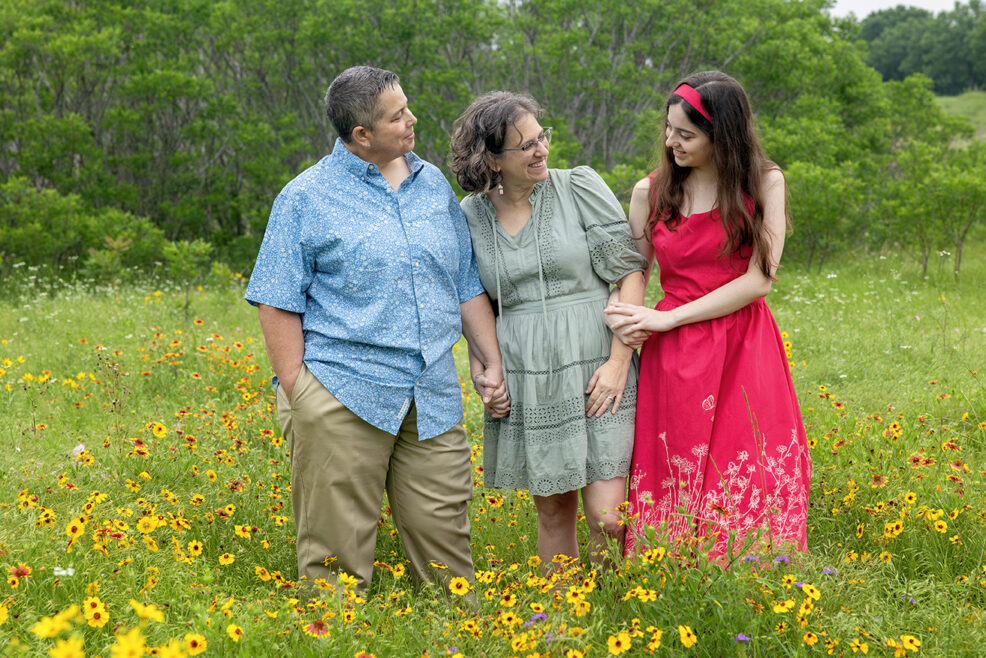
[933,520,947,533]
[678,625,697,648]
[226,624,244,642]
[110,627,146,658]
[219,553,235,565]
[642,546,666,563]
[900,635,921,652]
[129,599,164,622]
[801,583,821,600]
[803,631,819,646]
[565,587,585,604]
[65,518,86,539]
[607,630,632,655]
[392,563,406,578]
[184,633,208,656]
[773,599,795,613]
[86,605,110,628]
[31,605,77,639]
[254,566,271,581]
[48,636,85,658]
[448,577,471,596]
[154,638,187,658]
[849,638,869,653]
[187,540,203,556]
[0,603,9,626]
[136,516,157,534]
[500,592,518,607]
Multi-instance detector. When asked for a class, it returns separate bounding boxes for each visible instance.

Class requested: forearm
[667,272,771,329]
[257,304,305,384]
[460,294,502,368]
[609,271,646,363]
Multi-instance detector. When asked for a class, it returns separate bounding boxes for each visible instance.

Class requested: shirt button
[419,303,424,309]
[413,261,419,267]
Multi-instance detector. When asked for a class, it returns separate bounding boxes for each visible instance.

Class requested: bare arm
[460,293,509,417]
[257,304,304,401]
[606,169,787,333]
[627,178,656,288]
[605,178,657,348]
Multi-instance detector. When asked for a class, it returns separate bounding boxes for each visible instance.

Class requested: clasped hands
[472,365,511,418]
[604,301,677,348]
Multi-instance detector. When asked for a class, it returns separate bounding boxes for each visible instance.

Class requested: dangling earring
[497,182,504,195]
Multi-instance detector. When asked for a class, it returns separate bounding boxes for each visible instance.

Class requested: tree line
[858,1,986,96]
[0,0,983,282]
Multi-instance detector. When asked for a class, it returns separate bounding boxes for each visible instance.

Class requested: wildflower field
[0,246,984,657]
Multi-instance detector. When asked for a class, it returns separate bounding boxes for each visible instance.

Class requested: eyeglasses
[500,127,552,153]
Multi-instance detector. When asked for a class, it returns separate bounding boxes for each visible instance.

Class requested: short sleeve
[448,188,485,303]
[570,165,647,284]
[244,191,314,312]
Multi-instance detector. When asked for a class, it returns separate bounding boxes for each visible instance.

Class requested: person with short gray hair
[247,66,508,594]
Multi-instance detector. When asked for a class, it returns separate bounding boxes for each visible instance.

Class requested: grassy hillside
[937,90,986,140]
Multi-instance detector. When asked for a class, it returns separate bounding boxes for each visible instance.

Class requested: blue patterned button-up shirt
[246,138,485,439]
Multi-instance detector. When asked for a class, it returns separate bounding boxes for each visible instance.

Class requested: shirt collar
[328,137,425,178]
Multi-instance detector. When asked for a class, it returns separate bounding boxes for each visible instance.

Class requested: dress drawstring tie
[488,193,552,376]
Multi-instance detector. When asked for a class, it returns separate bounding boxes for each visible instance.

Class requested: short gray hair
[324,66,400,143]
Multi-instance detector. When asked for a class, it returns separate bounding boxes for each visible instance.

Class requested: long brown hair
[648,71,782,279]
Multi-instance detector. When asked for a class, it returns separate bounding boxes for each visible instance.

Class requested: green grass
[0,244,984,656]
[937,90,986,140]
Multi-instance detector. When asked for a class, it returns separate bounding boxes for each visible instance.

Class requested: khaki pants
[276,364,474,592]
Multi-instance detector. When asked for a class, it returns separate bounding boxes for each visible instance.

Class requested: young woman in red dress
[606,71,811,558]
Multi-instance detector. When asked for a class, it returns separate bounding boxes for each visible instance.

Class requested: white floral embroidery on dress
[629,425,810,556]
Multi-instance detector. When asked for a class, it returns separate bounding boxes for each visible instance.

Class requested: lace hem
[485,458,631,497]
[487,384,637,436]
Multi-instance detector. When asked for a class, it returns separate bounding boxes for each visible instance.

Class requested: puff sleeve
[571,165,646,284]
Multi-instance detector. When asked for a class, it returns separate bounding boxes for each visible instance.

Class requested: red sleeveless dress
[625,200,810,558]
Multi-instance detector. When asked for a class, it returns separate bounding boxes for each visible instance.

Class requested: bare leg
[581,476,627,567]
[533,491,579,571]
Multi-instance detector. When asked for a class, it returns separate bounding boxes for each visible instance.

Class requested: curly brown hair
[449,91,544,193]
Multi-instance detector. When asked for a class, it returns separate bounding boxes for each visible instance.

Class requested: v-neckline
[483,180,547,244]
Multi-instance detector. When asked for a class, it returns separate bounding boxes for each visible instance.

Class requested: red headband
[673,84,711,123]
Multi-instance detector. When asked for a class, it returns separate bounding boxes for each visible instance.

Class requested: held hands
[473,365,511,418]
[603,302,653,349]
[604,302,677,344]
[585,358,630,417]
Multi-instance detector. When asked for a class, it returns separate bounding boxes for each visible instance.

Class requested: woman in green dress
[449,92,647,567]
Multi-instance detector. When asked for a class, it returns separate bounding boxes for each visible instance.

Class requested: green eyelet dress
[460,166,647,497]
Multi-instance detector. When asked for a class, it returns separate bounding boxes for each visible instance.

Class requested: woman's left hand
[605,302,678,334]
[585,358,630,417]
